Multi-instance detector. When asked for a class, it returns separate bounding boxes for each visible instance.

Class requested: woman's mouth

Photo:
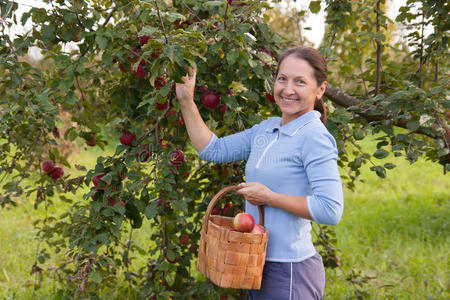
[281,97,299,103]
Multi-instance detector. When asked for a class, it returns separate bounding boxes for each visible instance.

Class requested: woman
[176,46,344,300]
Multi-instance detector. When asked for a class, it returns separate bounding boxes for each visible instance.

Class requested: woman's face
[273,55,327,125]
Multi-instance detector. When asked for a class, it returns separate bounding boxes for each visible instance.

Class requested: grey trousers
[248,252,325,300]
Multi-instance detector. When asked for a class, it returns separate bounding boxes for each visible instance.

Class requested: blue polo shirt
[198,110,344,262]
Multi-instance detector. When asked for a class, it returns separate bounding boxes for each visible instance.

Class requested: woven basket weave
[197,185,269,290]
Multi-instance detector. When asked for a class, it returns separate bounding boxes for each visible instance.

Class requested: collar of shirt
[265,110,321,136]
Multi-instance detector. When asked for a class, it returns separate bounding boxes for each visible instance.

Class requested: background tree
[0,0,448,299]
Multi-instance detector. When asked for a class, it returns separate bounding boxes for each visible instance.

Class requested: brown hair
[275,46,328,123]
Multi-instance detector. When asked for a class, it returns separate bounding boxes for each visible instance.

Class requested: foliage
[0,0,448,299]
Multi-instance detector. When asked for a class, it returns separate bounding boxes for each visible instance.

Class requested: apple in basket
[251,224,265,234]
[233,213,255,233]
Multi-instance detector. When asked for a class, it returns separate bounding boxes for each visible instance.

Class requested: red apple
[128,48,139,63]
[50,166,64,179]
[233,213,255,233]
[86,135,96,146]
[201,90,220,109]
[109,199,125,207]
[211,207,221,215]
[72,31,80,42]
[260,47,274,57]
[218,104,227,117]
[156,100,169,110]
[135,59,146,78]
[155,77,167,89]
[139,35,154,46]
[92,174,105,189]
[119,62,132,73]
[136,147,151,162]
[151,48,162,59]
[164,253,179,264]
[226,89,236,96]
[42,160,55,173]
[120,130,137,146]
[198,85,208,92]
[266,93,275,103]
[222,202,233,216]
[179,234,189,245]
[169,150,185,166]
[250,224,265,234]
[188,244,197,254]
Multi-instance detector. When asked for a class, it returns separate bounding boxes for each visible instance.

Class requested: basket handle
[201,185,265,235]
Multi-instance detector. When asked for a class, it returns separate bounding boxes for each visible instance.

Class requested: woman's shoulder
[298,120,337,145]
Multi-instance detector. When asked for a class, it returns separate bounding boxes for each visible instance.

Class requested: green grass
[325,148,449,299]
[0,135,449,299]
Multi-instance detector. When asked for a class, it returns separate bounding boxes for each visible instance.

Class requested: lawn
[0,135,449,299]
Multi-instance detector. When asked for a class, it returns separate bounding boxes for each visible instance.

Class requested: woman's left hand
[236,182,274,206]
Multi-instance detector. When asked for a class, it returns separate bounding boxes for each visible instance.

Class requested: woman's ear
[316,81,327,99]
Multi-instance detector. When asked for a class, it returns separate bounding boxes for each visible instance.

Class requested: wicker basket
[197,185,269,290]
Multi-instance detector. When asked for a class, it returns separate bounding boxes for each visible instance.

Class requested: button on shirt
[198,110,344,262]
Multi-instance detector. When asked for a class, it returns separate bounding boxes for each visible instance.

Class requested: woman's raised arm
[175,70,213,152]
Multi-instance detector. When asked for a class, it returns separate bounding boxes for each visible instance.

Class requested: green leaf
[59,79,73,93]
[437,148,449,157]
[384,163,396,169]
[309,1,322,14]
[172,200,187,213]
[21,12,31,25]
[95,33,108,50]
[370,165,386,178]
[115,145,128,155]
[91,270,103,283]
[226,49,239,66]
[112,204,126,215]
[373,149,389,159]
[139,26,158,36]
[42,24,56,44]
[203,1,223,7]
[64,127,78,141]
[65,91,77,105]
[144,201,157,219]
[407,120,419,131]
[102,173,113,185]
[353,129,365,140]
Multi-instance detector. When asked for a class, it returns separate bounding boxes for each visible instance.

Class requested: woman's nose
[283,81,295,95]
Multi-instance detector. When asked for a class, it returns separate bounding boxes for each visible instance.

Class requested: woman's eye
[278,77,286,81]
[297,80,304,84]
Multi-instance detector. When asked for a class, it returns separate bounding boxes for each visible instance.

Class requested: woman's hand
[236,182,275,206]
[176,69,196,104]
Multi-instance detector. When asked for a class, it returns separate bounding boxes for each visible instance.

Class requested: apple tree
[0,0,448,299]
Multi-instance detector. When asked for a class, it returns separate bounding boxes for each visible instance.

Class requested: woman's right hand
[176,69,196,105]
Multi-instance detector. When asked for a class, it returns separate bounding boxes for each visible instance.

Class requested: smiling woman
[176,46,343,300]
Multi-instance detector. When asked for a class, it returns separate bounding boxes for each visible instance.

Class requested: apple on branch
[120,130,137,146]
[201,90,220,109]
[42,160,55,173]
[50,166,64,179]
[86,134,96,146]
[169,150,185,167]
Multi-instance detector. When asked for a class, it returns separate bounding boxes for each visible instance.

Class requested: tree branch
[375,0,381,95]
[324,84,450,155]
